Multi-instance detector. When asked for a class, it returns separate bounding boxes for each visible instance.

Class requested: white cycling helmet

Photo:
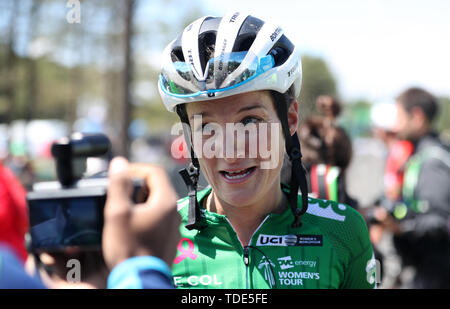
[158,12,308,230]
[370,100,397,132]
[158,11,302,112]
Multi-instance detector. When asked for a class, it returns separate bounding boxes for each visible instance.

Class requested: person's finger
[130,200,181,265]
[103,157,136,268]
[104,157,133,218]
[128,163,178,210]
[373,206,388,222]
[126,163,180,264]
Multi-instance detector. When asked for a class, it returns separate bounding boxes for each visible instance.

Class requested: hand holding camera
[26,133,180,287]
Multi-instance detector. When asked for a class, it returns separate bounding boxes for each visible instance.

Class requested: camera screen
[28,197,104,251]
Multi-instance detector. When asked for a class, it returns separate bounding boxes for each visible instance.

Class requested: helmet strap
[176,105,205,230]
[179,161,205,230]
[272,92,309,228]
[288,132,310,227]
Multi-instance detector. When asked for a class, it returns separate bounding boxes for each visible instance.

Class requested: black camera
[26,133,146,253]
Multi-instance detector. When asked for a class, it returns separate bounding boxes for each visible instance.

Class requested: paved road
[346,137,388,208]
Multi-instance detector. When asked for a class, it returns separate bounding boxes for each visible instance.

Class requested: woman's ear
[288,100,299,136]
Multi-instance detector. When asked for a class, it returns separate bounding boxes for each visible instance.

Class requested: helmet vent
[233,34,256,53]
[232,15,264,52]
[268,35,294,66]
[171,47,185,62]
[198,32,217,73]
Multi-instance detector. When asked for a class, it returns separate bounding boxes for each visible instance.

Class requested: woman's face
[185,90,298,208]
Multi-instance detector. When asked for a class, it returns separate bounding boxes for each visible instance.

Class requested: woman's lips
[219,166,257,184]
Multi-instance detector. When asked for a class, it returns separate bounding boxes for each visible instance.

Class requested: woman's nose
[223,134,239,164]
[223,126,250,162]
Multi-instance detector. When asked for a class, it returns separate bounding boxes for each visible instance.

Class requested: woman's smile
[219,166,258,184]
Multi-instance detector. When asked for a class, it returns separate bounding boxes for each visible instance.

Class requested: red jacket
[384,140,414,201]
[0,163,28,262]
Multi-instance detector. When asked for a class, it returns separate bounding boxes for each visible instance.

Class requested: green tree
[339,99,372,138]
[299,55,337,119]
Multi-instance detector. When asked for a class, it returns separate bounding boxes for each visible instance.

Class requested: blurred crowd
[0,87,449,289]
[285,88,450,288]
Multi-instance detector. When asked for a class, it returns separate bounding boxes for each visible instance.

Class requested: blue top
[0,242,174,289]
[0,244,46,289]
[107,256,174,289]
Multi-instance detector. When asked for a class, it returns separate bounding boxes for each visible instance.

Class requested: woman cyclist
[159,12,376,289]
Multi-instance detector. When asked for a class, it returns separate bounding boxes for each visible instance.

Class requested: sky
[195,0,450,102]
[4,0,449,104]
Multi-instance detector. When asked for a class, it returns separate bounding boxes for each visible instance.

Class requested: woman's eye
[194,123,208,131]
[200,123,218,136]
[241,116,260,126]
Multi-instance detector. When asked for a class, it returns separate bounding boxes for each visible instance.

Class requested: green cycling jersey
[171,184,376,289]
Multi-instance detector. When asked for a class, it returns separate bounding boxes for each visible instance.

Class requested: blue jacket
[0,243,173,289]
[0,244,45,289]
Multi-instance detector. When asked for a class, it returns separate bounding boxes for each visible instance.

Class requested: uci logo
[258,235,284,245]
[256,234,323,247]
[256,234,297,246]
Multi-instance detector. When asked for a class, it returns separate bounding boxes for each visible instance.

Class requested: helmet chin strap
[287,132,309,228]
[179,160,205,230]
[272,92,309,228]
[176,105,206,231]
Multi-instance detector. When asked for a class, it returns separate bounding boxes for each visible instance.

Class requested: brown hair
[396,87,439,123]
[315,95,342,120]
[298,117,352,170]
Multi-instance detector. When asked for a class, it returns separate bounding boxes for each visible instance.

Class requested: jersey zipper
[225,215,271,289]
[243,246,250,288]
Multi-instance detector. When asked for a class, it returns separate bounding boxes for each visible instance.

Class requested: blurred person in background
[368,101,414,288]
[27,250,110,289]
[0,243,46,289]
[368,101,414,244]
[370,101,398,150]
[374,87,450,288]
[369,101,414,208]
[315,95,342,125]
[0,161,29,263]
[5,155,36,191]
[282,95,358,208]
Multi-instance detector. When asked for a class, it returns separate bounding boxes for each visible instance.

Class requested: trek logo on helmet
[287,61,300,78]
[229,12,240,23]
[269,27,282,42]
